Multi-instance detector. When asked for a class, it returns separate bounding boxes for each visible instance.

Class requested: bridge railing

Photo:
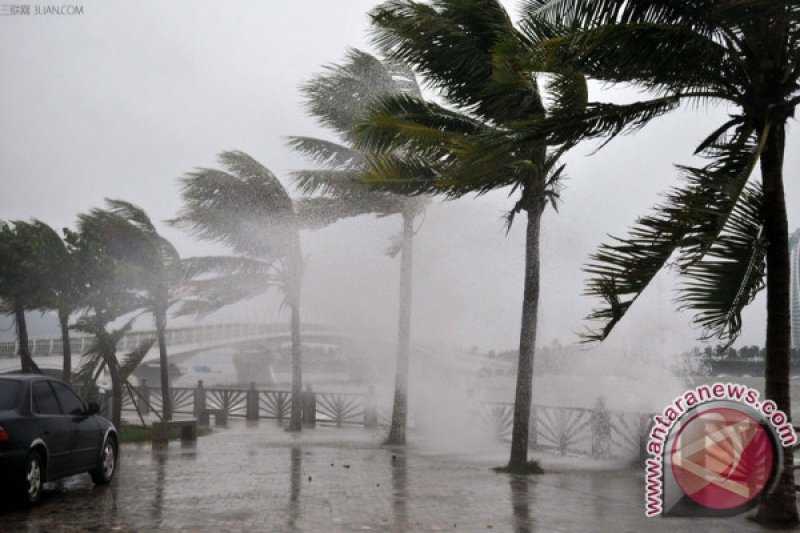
[118,382,651,460]
[0,322,329,359]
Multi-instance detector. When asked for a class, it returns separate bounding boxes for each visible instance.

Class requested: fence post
[529,405,538,449]
[302,385,316,428]
[364,385,378,428]
[139,379,150,415]
[246,382,259,420]
[194,380,206,420]
[591,397,611,458]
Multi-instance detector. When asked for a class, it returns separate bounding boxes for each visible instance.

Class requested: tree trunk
[288,239,304,432]
[288,303,303,431]
[386,211,415,445]
[107,353,123,429]
[756,122,799,525]
[14,303,35,373]
[155,308,172,421]
[507,204,543,471]
[59,309,72,383]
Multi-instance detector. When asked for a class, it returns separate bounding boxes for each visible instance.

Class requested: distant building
[791,230,800,349]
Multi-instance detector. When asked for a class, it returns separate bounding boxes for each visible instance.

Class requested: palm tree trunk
[14,302,35,373]
[288,303,303,431]
[288,239,304,432]
[507,203,543,471]
[756,121,799,526]
[58,309,72,383]
[155,308,172,421]
[386,211,415,445]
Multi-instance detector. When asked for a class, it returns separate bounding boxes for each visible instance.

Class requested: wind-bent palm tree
[290,49,428,445]
[79,200,183,420]
[0,221,55,374]
[71,215,154,428]
[359,0,586,471]
[525,1,800,523]
[174,151,323,431]
[30,222,85,382]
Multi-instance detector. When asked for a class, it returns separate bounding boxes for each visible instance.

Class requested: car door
[30,380,71,479]
[50,381,100,471]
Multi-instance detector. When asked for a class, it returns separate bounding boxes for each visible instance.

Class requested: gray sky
[2,0,798,353]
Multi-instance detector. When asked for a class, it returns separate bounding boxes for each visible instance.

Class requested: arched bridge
[0,322,351,365]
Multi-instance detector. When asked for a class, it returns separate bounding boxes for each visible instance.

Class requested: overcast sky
[2,0,798,355]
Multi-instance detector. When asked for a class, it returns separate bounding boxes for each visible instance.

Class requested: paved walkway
[0,421,792,532]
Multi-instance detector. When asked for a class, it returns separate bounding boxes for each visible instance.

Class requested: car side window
[32,381,62,415]
[50,382,85,415]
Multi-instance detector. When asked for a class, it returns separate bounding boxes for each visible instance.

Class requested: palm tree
[28,222,86,383]
[70,216,154,428]
[526,0,800,523]
[78,200,183,420]
[0,221,55,374]
[359,0,586,471]
[290,49,428,445]
[173,151,314,431]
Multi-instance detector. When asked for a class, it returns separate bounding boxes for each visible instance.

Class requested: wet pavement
[0,420,792,532]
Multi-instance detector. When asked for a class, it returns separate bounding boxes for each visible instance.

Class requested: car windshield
[0,379,20,410]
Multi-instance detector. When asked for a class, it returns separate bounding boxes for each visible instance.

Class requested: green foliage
[527,0,800,344]
[360,0,587,224]
[290,49,427,246]
[79,199,183,315]
[173,151,308,317]
[68,216,153,398]
[173,151,297,258]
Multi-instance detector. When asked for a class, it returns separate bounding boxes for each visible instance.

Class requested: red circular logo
[671,406,776,510]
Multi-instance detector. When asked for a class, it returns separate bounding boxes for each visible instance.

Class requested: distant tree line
[692,345,800,363]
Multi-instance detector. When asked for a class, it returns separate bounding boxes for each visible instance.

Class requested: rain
[2,1,800,531]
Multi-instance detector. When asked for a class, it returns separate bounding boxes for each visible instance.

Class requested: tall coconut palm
[173,151,344,431]
[525,0,800,523]
[78,200,183,420]
[359,0,586,471]
[290,49,428,445]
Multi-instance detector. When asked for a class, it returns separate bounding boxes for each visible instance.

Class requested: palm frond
[301,48,421,139]
[172,151,296,258]
[173,271,277,318]
[362,152,456,197]
[292,169,367,196]
[679,185,766,343]
[535,23,737,96]
[514,95,683,149]
[295,196,404,230]
[119,338,156,382]
[583,123,767,341]
[528,0,721,35]
[544,71,588,116]
[287,137,364,169]
[355,93,486,156]
[104,199,157,235]
[180,255,275,279]
[370,0,543,122]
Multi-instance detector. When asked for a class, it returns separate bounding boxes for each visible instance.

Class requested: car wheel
[22,450,44,505]
[90,436,117,485]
